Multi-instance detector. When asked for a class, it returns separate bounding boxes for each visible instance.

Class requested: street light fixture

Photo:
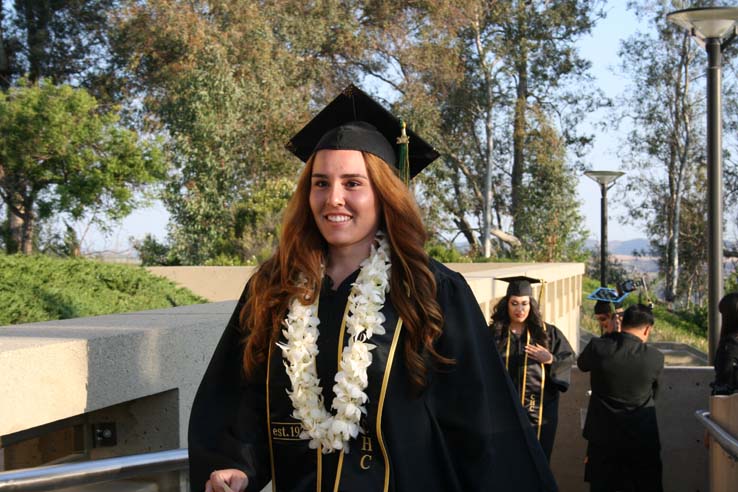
[585,170,625,288]
[667,6,738,363]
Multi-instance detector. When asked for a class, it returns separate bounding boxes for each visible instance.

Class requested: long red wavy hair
[240,151,450,390]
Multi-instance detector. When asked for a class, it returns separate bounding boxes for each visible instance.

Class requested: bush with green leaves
[0,255,204,326]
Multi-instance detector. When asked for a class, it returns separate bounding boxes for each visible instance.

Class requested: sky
[82,4,666,253]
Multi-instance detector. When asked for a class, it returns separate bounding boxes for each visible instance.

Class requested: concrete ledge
[147,266,255,302]
[148,262,585,353]
[0,302,236,445]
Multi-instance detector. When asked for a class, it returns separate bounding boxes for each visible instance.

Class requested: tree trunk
[22,0,51,83]
[456,217,479,256]
[7,206,22,254]
[482,89,494,258]
[0,6,11,89]
[511,6,528,236]
[665,193,681,303]
[21,202,34,255]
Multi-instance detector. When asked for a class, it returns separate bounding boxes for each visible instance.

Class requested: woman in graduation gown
[188,85,557,492]
[490,277,574,462]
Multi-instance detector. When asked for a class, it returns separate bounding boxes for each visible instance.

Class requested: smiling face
[309,149,381,258]
[508,295,531,324]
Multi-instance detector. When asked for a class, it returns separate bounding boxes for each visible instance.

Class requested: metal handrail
[0,448,188,492]
[696,409,738,460]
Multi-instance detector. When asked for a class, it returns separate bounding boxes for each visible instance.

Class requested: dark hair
[594,300,613,315]
[490,296,548,348]
[621,304,654,330]
[719,292,738,341]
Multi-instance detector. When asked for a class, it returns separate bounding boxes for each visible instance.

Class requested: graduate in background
[188,85,557,492]
[578,304,664,492]
[593,300,623,336]
[490,276,574,461]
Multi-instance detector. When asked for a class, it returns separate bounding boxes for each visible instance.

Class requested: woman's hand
[205,469,248,492]
[524,343,554,364]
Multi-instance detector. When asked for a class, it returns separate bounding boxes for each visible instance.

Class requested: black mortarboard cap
[285,84,440,178]
[498,276,542,297]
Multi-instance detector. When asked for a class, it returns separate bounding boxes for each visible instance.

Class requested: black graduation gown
[492,324,574,461]
[188,260,557,492]
[577,332,664,491]
[712,335,738,395]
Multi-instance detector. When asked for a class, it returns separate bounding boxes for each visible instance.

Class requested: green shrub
[0,255,205,325]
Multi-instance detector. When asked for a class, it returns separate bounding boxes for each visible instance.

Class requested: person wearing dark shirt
[593,300,623,336]
[490,276,575,462]
[187,85,557,492]
[712,292,738,395]
[578,304,664,492]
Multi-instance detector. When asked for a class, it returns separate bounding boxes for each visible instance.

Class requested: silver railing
[0,448,188,491]
[695,409,738,460]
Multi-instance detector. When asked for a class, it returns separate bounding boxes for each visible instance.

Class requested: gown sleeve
[188,283,272,492]
[577,339,596,373]
[547,325,574,393]
[712,338,738,395]
[424,262,558,491]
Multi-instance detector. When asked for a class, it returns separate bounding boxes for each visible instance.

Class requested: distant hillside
[0,255,205,326]
[585,238,651,255]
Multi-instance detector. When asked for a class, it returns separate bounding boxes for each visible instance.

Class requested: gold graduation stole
[504,327,547,439]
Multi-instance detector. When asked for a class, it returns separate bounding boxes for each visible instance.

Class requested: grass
[0,254,206,326]
[580,276,707,353]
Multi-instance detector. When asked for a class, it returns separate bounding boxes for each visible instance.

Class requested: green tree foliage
[514,109,588,262]
[617,0,715,304]
[0,0,118,90]
[348,1,601,258]
[111,0,360,264]
[132,233,177,266]
[104,0,601,263]
[0,79,166,254]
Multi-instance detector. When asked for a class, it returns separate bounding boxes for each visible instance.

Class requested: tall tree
[0,80,165,254]
[1,0,137,253]
[2,0,117,88]
[349,1,601,257]
[502,0,604,237]
[111,0,361,263]
[618,0,706,303]
[514,108,588,262]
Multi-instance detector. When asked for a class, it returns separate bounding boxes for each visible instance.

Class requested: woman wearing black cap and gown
[490,276,574,462]
[187,85,557,492]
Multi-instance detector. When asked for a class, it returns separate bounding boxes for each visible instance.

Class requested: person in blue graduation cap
[188,84,557,492]
[489,276,575,462]
[593,300,623,336]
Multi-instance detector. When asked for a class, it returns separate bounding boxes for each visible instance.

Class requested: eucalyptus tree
[617,0,711,303]
[348,0,602,257]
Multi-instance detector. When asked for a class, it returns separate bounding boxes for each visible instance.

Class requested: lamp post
[585,170,625,287]
[667,6,738,363]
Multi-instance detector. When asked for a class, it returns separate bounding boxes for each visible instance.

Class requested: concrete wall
[552,366,713,492]
[149,262,585,353]
[0,302,234,463]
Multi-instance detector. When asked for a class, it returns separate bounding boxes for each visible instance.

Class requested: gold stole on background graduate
[504,330,546,439]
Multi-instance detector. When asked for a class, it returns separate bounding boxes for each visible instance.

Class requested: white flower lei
[278,231,391,453]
